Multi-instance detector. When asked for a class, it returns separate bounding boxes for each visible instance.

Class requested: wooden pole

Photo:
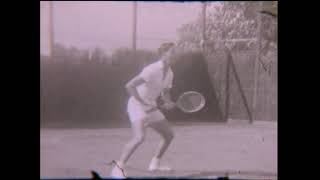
[225,49,230,122]
[201,2,207,52]
[252,1,263,122]
[48,1,54,59]
[132,1,137,58]
[229,51,253,123]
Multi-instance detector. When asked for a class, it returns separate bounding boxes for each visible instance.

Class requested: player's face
[167,54,180,67]
[160,44,177,66]
[168,47,181,66]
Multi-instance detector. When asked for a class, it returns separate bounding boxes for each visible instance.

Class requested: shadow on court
[183,170,277,179]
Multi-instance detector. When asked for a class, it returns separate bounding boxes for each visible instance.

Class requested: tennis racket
[175,91,206,113]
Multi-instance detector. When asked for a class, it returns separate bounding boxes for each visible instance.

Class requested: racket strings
[178,93,204,112]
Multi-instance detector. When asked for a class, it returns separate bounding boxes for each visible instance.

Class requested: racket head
[176,91,206,113]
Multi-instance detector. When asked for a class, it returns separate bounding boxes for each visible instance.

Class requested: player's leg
[149,119,174,158]
[110,118,146,178]
[148,119,174,171]
[110,97,147,177]
[118,97,149,165]
[119,118,146,165]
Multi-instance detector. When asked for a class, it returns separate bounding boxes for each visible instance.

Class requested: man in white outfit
[111,43,178,177]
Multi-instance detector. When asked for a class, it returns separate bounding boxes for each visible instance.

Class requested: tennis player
[110,43,179,177]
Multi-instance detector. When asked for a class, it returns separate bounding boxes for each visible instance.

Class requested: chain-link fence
[207,48,277,121]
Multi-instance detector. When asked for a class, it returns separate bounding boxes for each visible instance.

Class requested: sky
[40,1,203,55]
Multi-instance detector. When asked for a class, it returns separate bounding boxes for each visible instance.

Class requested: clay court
[40,120,277,179]
[40,2,278,179]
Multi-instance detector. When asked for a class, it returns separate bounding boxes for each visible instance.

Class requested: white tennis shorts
[127,97,165,123]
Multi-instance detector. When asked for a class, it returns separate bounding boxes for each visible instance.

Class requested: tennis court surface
[41,120,277,179]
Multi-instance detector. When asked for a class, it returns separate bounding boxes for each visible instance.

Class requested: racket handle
[145,107,158,113]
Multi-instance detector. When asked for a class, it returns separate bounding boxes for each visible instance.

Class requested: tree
[52,43,69,60]
[177,1,277,52]
[110,47,156,66]
[91,47,108,63]
[51,44,111,64]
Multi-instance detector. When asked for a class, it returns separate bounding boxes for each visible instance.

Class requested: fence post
[252,1,263,123]
[228,51,253,123]
[225,50,230,122]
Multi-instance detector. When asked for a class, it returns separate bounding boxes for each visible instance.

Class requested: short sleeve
[139,67,153,82]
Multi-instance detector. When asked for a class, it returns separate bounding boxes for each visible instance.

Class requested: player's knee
[165,131,174,142]
[133,135,145,145]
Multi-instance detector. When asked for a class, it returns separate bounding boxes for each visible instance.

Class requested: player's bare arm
[161,88,175,110]
[161,88,171,102]
[125,76,151,107]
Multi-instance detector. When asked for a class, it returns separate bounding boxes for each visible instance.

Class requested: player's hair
[158,42,175,55]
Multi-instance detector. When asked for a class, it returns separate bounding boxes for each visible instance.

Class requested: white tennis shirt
[137,60,173,106]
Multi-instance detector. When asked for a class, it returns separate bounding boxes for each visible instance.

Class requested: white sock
[110,161,126,178]
[149,157,172,171]
[116,161,125,168]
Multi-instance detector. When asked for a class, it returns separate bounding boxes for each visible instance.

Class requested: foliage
[177,1,277,53]
[110,47,157,66]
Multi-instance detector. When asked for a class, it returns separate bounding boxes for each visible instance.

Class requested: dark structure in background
[165,52,223,122]
[40,51,222,128]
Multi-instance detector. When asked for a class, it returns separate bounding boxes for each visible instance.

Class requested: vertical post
[225,49,230,122]
[48,1,54,59]
[229,53,253,123]
[132,1,137,58]
[201,2,207,52]
[252,1,263,123]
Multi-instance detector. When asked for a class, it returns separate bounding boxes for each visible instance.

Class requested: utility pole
[48,1,54,59]
[201,2,207,52]
[132,1,137,58]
